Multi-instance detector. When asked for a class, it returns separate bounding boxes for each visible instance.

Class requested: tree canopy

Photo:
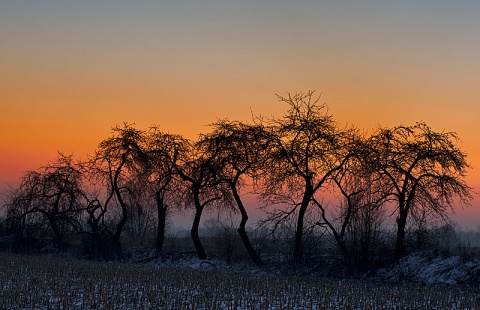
[1,93,474,268]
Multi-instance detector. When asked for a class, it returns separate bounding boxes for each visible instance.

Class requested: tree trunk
[155,191,167,257]
[294,182,313,263]
[89,227,101,260]
[48,215,66,251]
[336,237,353,274]
[395,212,408,260]
[231,185,263,266]
[320,206,353,273]
[237,225,263,266]
[191,203,207,260]
[294,204,308,262]
[111,157,129,259]
[112,187,128,259]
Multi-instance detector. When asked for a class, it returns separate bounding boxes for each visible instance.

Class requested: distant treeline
[0,91,474,271]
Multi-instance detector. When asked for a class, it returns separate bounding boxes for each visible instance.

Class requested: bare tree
[261,91,342,263]
[87,123,147,258]
[143,127,189,256]
[369,122,474,259]
[4,153,85,251]
[198,120,269,266]
[174,138,228,260]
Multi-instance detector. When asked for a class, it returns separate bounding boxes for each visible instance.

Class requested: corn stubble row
[0,253,478,309]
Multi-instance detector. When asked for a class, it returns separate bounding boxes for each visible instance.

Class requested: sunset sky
[1,1,479,227]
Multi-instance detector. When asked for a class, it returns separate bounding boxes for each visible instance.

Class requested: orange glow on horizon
[1,2,479,227]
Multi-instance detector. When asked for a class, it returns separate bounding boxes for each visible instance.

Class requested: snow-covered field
[0,253,478,309]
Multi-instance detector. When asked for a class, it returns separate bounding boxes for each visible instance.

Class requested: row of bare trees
[1,91,474,268]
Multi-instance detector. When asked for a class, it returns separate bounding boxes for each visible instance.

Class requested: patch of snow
[379,253,480,286]
[149,255,267,274]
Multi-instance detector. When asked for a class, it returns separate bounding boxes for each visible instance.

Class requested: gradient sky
[1,1,479,227]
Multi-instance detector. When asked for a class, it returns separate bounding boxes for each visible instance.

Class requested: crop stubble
[0,253,478,309]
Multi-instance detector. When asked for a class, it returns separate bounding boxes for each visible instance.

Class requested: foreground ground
[0,253,478,309]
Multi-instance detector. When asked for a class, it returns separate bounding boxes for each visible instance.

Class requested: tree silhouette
[143,126,188,256]
[369,122,473,259]
[261,91,342,263]
[174,138,228,260]
[0,93,476,267]
[5,153,84,251]
[87,123,147,258]
[198,119,270,266]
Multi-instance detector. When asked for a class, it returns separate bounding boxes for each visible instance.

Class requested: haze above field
[1,1,479,227]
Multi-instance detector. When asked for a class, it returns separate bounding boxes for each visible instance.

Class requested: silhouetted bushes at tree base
[1,222,479,278]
